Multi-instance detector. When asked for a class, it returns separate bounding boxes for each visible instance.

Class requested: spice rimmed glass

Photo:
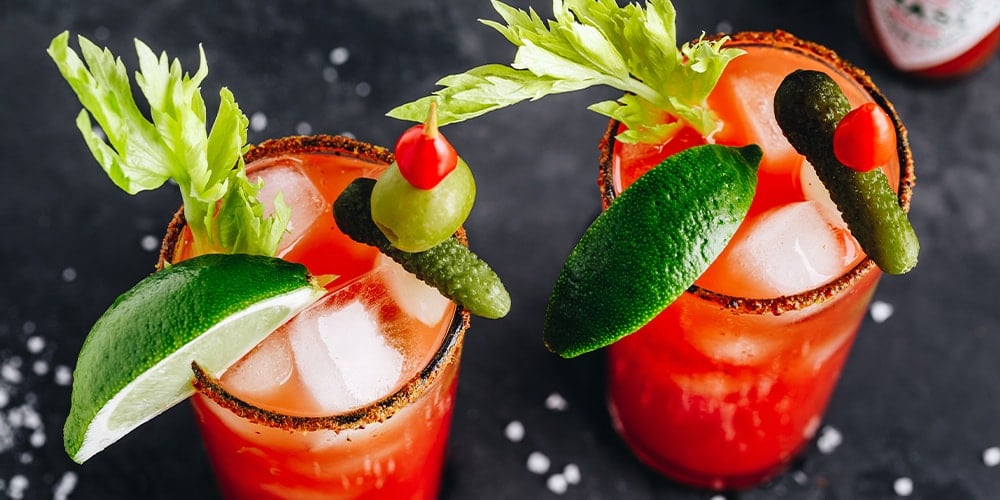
[598,31,914,490]
[159,135,470,499]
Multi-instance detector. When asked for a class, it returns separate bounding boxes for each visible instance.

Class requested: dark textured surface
[2,1,999,498]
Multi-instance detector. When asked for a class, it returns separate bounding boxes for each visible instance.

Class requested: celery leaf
[48,31,288,256]
[387,0,744,144]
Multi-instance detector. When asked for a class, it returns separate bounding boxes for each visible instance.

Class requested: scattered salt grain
[53,471,78,500]
[526,451,550,475]
[25,337,44,355]
[9,475,30,499]
[0,420,13,453]
[870,300,894,323]
[709,495,727,500]
[546,473,568,495]
[21,321,36,335]
[54,365,72,386]
[0,388,8,408]
[544,392,569,411]
[296,121,313,135]
[563,463,581,485]
[893,476,913,496]
[94,26,110,41]
[15,405,42,430]
[2,361,22,384]
[7,474,28,499]
[31,361,48,376]
[816,425,843,455]
[329,47,350,65]
[355,82,372,97]
[29,429,45,448]
[792,470,809,485]
[140,234,160,252]
[322,67,339,83]
[61,267,78,282]
[19,452,32,464]
[250,112,268,132]
[983,446,1000,467]
[504,420,525,442]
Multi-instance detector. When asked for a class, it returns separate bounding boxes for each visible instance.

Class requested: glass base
[610,402,801,491]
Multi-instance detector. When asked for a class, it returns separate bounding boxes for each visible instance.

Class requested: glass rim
[158,134,471,432]
[597,30,916,315]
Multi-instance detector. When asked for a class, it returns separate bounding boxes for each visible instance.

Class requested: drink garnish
[387,0,744,145]
[64,254,325,463]
[48,34,327,463]
[371,103,477,253]
[545,144,761,357]
[394,101,459,189]
[47,31,288,257]
[833,102,895,172]
[335,178,511,319]
[387,0,756,355]
[774,69,919,275]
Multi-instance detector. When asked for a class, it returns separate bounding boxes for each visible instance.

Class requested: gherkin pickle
[334,178,510,319]
[774,69,918,275]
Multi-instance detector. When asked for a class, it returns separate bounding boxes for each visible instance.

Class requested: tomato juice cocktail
[161,135,469,499]
[599,32,914,490]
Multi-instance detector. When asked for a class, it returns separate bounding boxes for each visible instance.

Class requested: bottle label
[868,0,1000,70]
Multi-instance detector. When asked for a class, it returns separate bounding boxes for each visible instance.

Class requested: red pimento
[832,102,895,172]
[394,102,458,189]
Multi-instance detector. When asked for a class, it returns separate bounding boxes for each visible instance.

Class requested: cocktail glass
[598,31,914,490]
[159,135,470,499]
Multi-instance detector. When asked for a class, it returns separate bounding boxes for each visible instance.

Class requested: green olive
[371,158,476,253]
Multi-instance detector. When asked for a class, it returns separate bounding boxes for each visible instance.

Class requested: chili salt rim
[159,133,471,432]
[597,30,915,315]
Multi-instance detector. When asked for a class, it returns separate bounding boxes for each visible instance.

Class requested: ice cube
[701,201,862,298]
[250,161,325,252]
[797,158,848,227]
[691,331,784,366]
[378,254,451,327]
[289,298,404,413]
[715,70,801,175]
[221,331,293,401]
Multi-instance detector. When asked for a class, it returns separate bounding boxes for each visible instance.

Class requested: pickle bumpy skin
[774,69,918,275]
[333,178,510,319]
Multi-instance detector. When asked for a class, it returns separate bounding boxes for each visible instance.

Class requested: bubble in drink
[250,161,325,253]
[698,201,862,298]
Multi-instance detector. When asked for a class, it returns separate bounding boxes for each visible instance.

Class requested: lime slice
[65,253,326,463]
[543,144,761,358]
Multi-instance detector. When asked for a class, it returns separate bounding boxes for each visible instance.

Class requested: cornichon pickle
[333,178,510,319]
[774,69,918,275]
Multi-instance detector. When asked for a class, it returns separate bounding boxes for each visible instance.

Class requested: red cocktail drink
[161,136,469,499]
[600,32,914,490]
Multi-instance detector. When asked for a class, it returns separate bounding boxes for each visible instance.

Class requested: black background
[2,0,999,499]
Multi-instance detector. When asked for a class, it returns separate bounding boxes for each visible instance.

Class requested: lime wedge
[65,253,325,463]
[543,144,761,358]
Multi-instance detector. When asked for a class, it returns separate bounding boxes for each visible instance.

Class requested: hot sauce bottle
[858,0,1000,79]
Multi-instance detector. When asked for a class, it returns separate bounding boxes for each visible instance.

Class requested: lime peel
[543,144,761,358]
[65,254,326,464]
